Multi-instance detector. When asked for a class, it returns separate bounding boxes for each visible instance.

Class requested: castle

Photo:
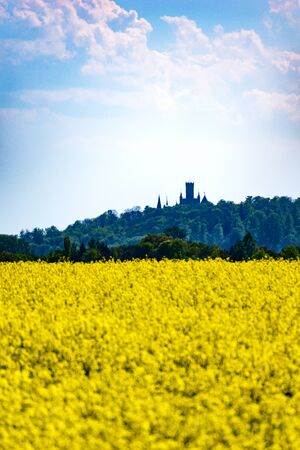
[157,182,208,209]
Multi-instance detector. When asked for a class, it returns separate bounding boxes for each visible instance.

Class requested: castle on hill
[157,182,208,209]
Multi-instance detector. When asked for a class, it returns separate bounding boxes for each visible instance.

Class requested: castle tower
[180,182,201,205]
[185,182,194,202]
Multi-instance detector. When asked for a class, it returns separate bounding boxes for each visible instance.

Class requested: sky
[0,0,300,234]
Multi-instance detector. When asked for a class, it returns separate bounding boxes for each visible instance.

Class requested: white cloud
[1,2,299,121]
[269,0,300,26]
[1,0,71,60]
[159,17,266,84]
[269,0,300,15]
[162,15,210,50]
[244,89,300,122]
[19,85,183,113]
[1,0,152,64]
[1,37,72,61]
[271,50,300,74]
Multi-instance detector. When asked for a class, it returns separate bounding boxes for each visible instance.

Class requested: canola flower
[0,259,300,450]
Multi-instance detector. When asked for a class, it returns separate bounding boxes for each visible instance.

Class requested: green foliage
[81,248,101,262]
[164,226,187,239]
[252,247,269,260]
[15,196,300,257]
[0,251,35,262]
[281,245,299,260]
[2,231,300,262]
[64,236,71,258]
[113,234,228,261]
[0,234,31,255]
[230,232,258,261]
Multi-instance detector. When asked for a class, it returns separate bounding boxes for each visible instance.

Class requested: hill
[19,196,300,257]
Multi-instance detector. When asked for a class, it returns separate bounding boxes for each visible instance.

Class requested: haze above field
[0,0,299,234]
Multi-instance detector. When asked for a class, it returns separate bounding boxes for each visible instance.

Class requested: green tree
[213,223,224,245]
[82,248,101,262]
[252,247,268,260]
[32,228,44,245]
[64,236,71,258]
[156,239,188,260]
[0,234,31,255]
[79,242,86,258]
[230,232,257,261]
[243,232,258,258]
[164,226,187,239]
[281,245,299,260]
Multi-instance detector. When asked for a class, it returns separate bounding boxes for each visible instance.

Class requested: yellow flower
[0,260,299,449]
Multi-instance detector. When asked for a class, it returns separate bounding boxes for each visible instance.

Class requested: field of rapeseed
[0,260,300,450]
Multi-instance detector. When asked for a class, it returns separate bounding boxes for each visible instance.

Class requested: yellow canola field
[0,260,300,450]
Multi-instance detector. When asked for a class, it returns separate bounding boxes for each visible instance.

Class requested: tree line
[17,196,300,258]
[1,228,299,262]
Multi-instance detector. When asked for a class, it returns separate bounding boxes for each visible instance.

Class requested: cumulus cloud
[154,16,299,116]
[1,0,72,60]
[1,0,152,64]
[162,15,210,51]
[1,1,299,121]
[271,50,300,74]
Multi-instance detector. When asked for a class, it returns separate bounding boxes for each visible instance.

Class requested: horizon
[1,0,300,235]
[13,188,300,235]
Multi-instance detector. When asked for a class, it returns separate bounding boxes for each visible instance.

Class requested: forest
[0,229,299,262]
[1,195,299,262]
[15,195,300,257]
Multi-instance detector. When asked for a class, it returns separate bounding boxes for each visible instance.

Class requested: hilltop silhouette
[17,190,299,258]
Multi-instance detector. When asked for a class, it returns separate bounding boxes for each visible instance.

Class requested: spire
[201,192,208,204]
[166,196,169,207]
[157,195,162,209]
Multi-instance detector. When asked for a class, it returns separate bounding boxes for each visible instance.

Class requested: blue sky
[0,0,299,234]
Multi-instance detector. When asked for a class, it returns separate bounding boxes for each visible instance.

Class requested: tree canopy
[18,196,300,257]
